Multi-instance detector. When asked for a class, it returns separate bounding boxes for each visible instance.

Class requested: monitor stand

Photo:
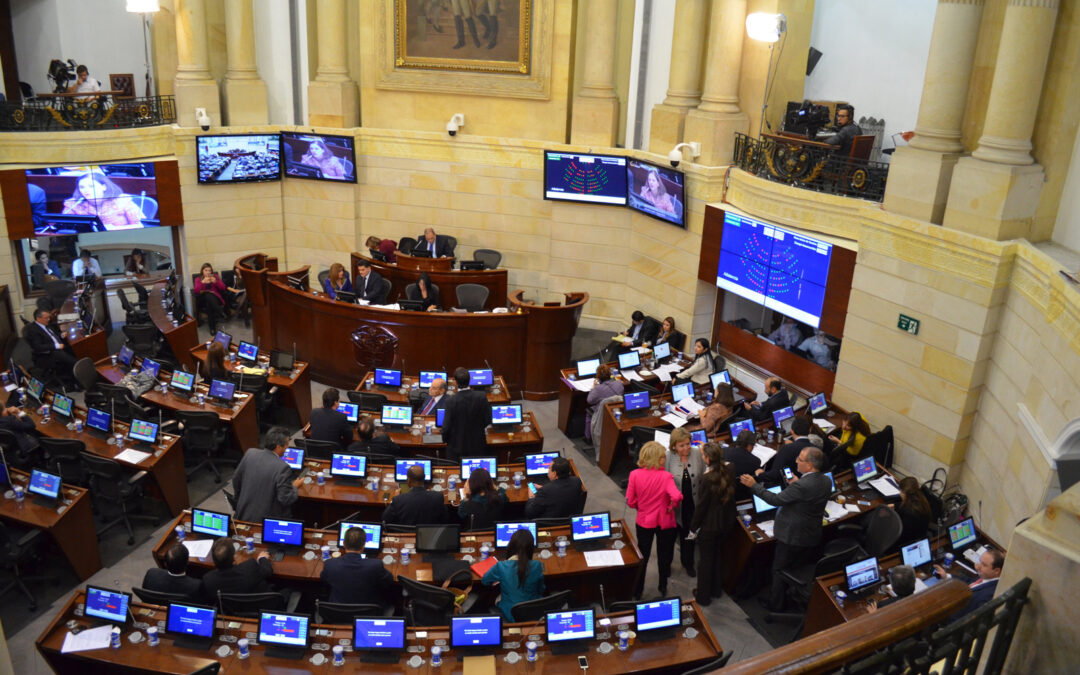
[264,644,307,660]
[270,545,303,562]
[622,408,648,419]
[173,634,214,651]
[636,626,678,643]
[359,650,403,663]
[573,538,608,552]
[333,475,365,486]
[491,424,518,434]
[548,639,588,655]
[31,494,59,509]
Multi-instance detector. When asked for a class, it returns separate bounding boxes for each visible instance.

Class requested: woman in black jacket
[690,442,737,605]
[457,467,506,531]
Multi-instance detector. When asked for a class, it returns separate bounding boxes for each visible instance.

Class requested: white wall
[1053,125,1080,254]
[255,0,304,125]
[625,0,675,149]
[11,0,64,95]
[803,0,937,152]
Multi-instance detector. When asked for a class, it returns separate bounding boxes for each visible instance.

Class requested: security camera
[446,113,465,137]
[668,142,701,168]
[195,107,211,132]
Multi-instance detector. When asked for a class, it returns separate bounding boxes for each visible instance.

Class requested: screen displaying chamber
[140,358,161,378]
[117,345,134,366]
[491,405,522,425]
[902,539,932,568]
[86,407,111,433]
[525,452,558,476]
[772,406,795,429]
[282,447,304,469]
[381,405,412,427]
[374,369,402,387]
[192,509,230,538]
[571,512,610,542]
[546,609,595,642]
[331,453,367,478]
[258,612,309,648]
[468,369,493,386]
[948,517,977,550]
[336,402,359,423]
[127,419,159,444]
[544,151,628,205]
[263,519,304,547]
[617,351,640,370]
[576,358,600,378]
[237,341,259,362]
[853,456,878,482]
[846,557,880,592]
[281,131,357,183]
[395,459,432,482]
[461,457,497,480]
[753,485,782,514]
[51,393,73,418]
[623,391,649,412]
[716,211,833,328]
[415,524,460,554]
[25,163,159,235]
[809,392,828,415]
[627,159,685,227]
[354,618,404,650]
[209,379,235,401]
[652,342,671,360]
[213,330,232,351]
[635,597,680,632]
[495,522,537,548]
[170,370,194,392]
[85,586,130,624]
[671,382,694,402]
[166,603,215,638]
[451,615,501,648]
[729,418,756,437]
[197,134,281,184]
[419,371,446,387]
[338,522,382,551]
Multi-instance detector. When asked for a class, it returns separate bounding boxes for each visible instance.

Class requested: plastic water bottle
[237,638,249,659]
[557,540,567,557]
[245,537,255,553]
[146,626,159,647]
[321,545,330,561]
[617,631,629,651]
[175,525,186,541]
[401,547,411,565]
[480,544,490,561]
[526,641,537,661]
[332,644,344,666]
[110,627,121,649]
[430,646,442,667]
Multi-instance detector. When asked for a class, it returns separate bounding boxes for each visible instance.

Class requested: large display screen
[281,132,357,183]
[25,163,159,235]
[626,159,685,228]
[543,151,627,205]
[197,134,281,184]
[716,212,833,328]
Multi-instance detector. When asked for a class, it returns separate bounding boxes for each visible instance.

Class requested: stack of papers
[114,448,151,464]
[621,370,644,382]
[758,521,775,538]
[183,539,214,559]
[61,625,113,653]
[869,476,901,498]
[569,379,595,392]
[751,444,777,464]
[814,418,836,433]
[676,397,705,415]
[583,550,624,567]
[661,413,688,428]
[654,430,671,449]
[824,501,848,521]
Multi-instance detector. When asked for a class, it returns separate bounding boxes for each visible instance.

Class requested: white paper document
[676,397,705,415]
[570,379,595,392]
[661,413,688,428]
[751,444,777,465]
[584,550,624,567]
[814,418,836,433]
[61,625,113,653]
[183,539,214,559]
[656,370,673,383]
[869,476,901,498]
[825,501,848,521]
[621,369,644,382]
[758,520,775,538]
[653,430,671,450]
[113,448,151,464]
[845,504,862,514]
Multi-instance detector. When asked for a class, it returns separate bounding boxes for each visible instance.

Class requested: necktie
[421,396,436,415]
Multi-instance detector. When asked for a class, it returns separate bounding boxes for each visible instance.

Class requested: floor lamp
[745,12,787,137]
[126,0,161,99]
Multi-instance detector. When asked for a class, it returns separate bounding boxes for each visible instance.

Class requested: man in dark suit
[383,464,448,525]
[354,259,385,303]
[141,543,201,601]
[417,377,448,416]
[0,404,39,455]
[523,457,584,519]
[320,525,396,606]
[309,388,353,448]
[619,310,659,348]
[740,447,831,610]
[232,427,301,522]
[756,416,814,486]
[936,548,1004,621]
[23,307,77,382]
[724,430,762,502]
[441,367,491,461]
[867,565,916,613]
[744,377,791,423]
[347,416,402,458]
[414,227,454,258]
[201,537,274,602]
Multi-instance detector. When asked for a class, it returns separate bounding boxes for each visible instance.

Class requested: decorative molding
[1007,0,1058,8]
[1017,403,1056,466]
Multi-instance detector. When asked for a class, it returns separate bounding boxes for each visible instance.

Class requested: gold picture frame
[394,0,532,75]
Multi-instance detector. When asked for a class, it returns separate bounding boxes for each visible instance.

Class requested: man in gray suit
[233,427,302,522]
[740,446,831,610]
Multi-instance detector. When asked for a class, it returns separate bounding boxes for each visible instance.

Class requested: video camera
[783,100,833,138]
[47,59,78,93]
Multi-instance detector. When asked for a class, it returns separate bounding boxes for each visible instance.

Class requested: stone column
[223,0,268,125]
[683,0,750,166]
[570,0,620,146]
[307,0,358,128]
[943,0,1059,240]
[173,0,220,127]
[648,0,709,153]
[883,0,984,224]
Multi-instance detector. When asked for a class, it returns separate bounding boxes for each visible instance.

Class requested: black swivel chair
[825,504,903,559]
[123,323,160,356]
[298,438,340,460]
[346,391,388,412]
[0,428,39,471]
[444,235,457,256]
[682,651,734,674]
[628,380,661,396]
[404,282,441,307]
[44,280,75,310]
[400,576,474,627]
[218,590,300,618]
[317,269,331,291]
[765,541,864,639]
[862,425,895,469]
[510,590,572,622]
[376,278,392,305]
[98,383,137,423]
[133,586,192,606]
[315,600,387,624]
[117,289,151,325]
[175,410,233,483]
[627,426,657,468]
[131,282,151,310]
[41,438,89,487]
[232,372,276,431]
[73,357,107,408]
[472,249,502,269]
[81,451,159,545]
[0,521,49,610]
[398,237,417,255]
[455,284,489,311]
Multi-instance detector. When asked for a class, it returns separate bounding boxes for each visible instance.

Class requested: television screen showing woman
[281,132,357,183]
[25,163,158,235]
[627,159,685,228]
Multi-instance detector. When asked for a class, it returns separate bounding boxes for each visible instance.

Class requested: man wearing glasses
[824,104,862,155]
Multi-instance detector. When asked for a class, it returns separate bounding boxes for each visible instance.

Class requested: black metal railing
[0,95,176,131]
[733,132,890,202]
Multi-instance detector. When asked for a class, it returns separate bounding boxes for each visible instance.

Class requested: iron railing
[0,95,176,131]
[733,132,890,202]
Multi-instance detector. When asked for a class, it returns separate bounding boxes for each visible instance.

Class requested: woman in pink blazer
[626,441,684,598]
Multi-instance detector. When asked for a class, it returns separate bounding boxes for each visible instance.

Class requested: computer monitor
[117,345,135,367]
[208,379,236,403]
[170,369,195,393]
[575,358,600,378]
[710,370,731,390]
[948,517,977,550]
[491,404,522,428]
[469,369,494,387]
[902,538,933,569]
[635,597,681,642]
[846,557,881,593]
[415,524,460,555]
[127,419,159,445]
[623,391,650,415]
[397,298,424,311]
[419,371,447,387]
[380,404,413,427]
[617,351,640,370]
[282,447,304,469]
[823,471,836,493]
[141,358,161,378]
[374,368,402,387]
[435,408,446,427]
[495,522,537,548]
[263,518,304,549]
[753,485,782,514]
[86,407,111,434]
[331,453,367,480]
[0,448,8,487]
[51,393,74,418]
[85,586,131,625]
[729,418,756,437]
[545,609,595,654]
[27,377,45,402]
[853,456,879,482]
[237,341,259,362]
[671,382,694,402]
[809,392,828,415]
[270,349,295,371]
[258,612,310,659]
[336,401,360,423]
[395,459,432,482]
[354,617,405,660]
[772,406,795,431]
[166,602,216,650]
[571,512,610,546]
[451,615,502,654]
[213,330,232,351]
[191,508,230,538]
[461,457,497,481]
[525,452,559,477]
[338,522,382,553]
[652,342,671,360]
[28,468,61,502]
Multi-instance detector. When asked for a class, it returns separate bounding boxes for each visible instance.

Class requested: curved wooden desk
[350,252,507,309]
[148,280,199,371]
[393,250,454,271]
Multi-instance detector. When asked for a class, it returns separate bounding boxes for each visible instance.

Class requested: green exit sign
[898,314,920,335]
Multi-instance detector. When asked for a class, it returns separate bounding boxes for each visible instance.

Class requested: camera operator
[67,65,101,99]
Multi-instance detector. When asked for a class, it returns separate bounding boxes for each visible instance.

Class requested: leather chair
[0,428,38,471]
[376,278,392,305]
[98,383,137,423]
[131,282,151,310]
[315,600,387,624]
[444,235,457,255]
[117,289,151,325]
[44,280,75,310]
[176,410,233,483]
[765,541,863,638]
[628,425,657,468]
[0,521,48,610]
[825,504,903,559]
[510,590,571,622]
[405,282,441,307]
[862,425,895,469]
[455,284,489,311]
[398,237,417,255]
[400,576,473,627]
[298,438,340,460]
[472,249,502,269]
[346,391,388,412]
[123,323,160,356]
[133,586,191,606]
[40,438,89,487]
[317,269,331,291]
[81,452,158,545]
[232,372,276,431]
[218,590,300,618]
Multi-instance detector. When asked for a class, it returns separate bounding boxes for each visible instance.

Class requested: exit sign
[898,314,920,335]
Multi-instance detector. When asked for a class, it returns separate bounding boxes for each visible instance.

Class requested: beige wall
[739,0,815,138]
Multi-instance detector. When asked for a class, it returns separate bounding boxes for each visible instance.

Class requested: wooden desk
[1,469,100,580]
[191,343,313,426]
[352,252,508,310]
[356,371,511,404]
[38,591,722,674]
[148,281,199,372]
[57,280,111,363]
[28,391,189,516]
[294,459,584,525]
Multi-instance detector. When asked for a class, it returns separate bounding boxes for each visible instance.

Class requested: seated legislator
[823,104,863,155]
[232,427,301,522]
[322,262,353,300]
[413,227,454,258]
[417,377,448,416]
[724,430,762,502]
[523,457,584,520]
[675,338,716,386]
[320,526,396,607]
[646,316,681,350]
[936,549,1005,622]
[62,170,145,230]
[30,250,62,288]
[756,416,815,486]
[442,367,491,462]
[584,365,624,444]
[365,235,398,263]
[383,464,448,526]
[0,404,39,454]
[201,537,273,602]
[142,543,202,601]
[481,529,545,621]
[23,307,78,383]
[828,412,871,470]
[309,388,353,449]
[205,341,231,381]
[744,377,791,423]
[194,263,229,334]
[71,248,102,279]
[895,477,932,546]
[354,259,384,304]
[699,383,745,437]
[412,272,441,311]
[457,467,506,531]
[347,416,402,458]
[867,565,916,614]
[618,310,659,348]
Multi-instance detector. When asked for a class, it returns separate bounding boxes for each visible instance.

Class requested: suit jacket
[201,558,273,602]
[953,578,999,621]
[751,470,831,547]
[759,437,814,486]
[750,388,792,423]
[232,448,298,522]
[309,407,353,448]
[625,318,659,348]
[523,476,584,520]
[414,234,454,258]
[441,388,491,461]
[141,567,202,601]
[320,552,395,605]
[665,450,707,527]
[457,490,507,531]
[355,269,385,303]
[383,487,448,525]
[723,446,761,502]
[417,393,448,415]
[0,413,38,453]
[23,321,65,356]
[347,434,403,459]
[689,470,737,536]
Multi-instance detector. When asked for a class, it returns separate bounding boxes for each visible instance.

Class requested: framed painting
[394,0,532,74]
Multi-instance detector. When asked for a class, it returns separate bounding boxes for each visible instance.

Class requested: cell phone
[783,467,794,481]
[578,655,589,670]
[751,531,764,541]
[528,482,537,495]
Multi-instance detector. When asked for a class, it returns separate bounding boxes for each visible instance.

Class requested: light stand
[126,0,161,98]
[745,13,787,137]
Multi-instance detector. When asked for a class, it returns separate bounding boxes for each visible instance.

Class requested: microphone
[108,398,116,444]
[484,359,493,372]
[599,583,608,613]
[293,342,297,362]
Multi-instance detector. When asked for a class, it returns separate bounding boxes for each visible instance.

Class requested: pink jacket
[626,467,682,529]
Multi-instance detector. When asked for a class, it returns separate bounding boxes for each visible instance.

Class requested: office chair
[376,278,392,305]
[315,600,387,624]
[455,284,489,311]
[398,237,417,256]
[117,288,151,325]
[682,651,734,674]
[825,504,903,559]
[628,380,660,396]
[444,235,458,256]
[605,600,638,614]
[44,280,75,310]
[0,429,37,471]
[317,269,331,291]
[863,425,895,469]
[0,521,48,610]
[131,282,151,310]
[472,249,502,269]
[232,372,276,431]
[765,541,863,639]
[400,576,475,627]
[405,282,441,307]
[122,323,160,356]
[98,383,136,423]
[510,590,572,622]
[298,438,340,460]
[81,451,159,545]
[133,586,191,606]
[73,357,106,407]
[40,438,89,487]
[218,590,301,618]
[223,488,238,513]
[175,410,233,484]
[346,390,388,412]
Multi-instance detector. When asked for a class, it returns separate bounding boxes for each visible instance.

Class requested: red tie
[421,397,436,415]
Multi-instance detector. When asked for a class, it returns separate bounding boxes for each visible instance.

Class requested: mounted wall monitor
[25,163,160,235]
[197,134,281,185]
[543,151,628,205]
[626,159,686,228]
[280,131,358,183]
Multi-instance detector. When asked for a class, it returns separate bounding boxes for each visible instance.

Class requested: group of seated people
[194,262,247,333]
[767,316,839,370]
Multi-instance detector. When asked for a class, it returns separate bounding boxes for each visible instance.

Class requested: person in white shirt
[71,249,102,278]
[768,317,803,351]
[67,65,101,99]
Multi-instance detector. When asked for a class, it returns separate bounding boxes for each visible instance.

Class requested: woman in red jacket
[626,441,683,599]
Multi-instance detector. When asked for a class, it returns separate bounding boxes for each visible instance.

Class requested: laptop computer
[771,406,796,434]
[116,345,135,371]
[51,393,74,420]
[845,557,883,598]
[381,405,413,428]
[728,418,756,438]
[753,485,782,515]
[415,524,460,562]
[336,401,360,424]
[213,330,232,351]
[808,392,828,416]
[618,351,640,371]
[419,371,447,387]
[575,358,600,378]
[710,370,731,390]
[140,358,161,378]
[853,456,879,485]
[651,341,671,361]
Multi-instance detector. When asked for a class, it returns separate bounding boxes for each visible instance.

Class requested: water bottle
[175,525,186,541]
[430,646,442,667]
[110,627,121,649]
[480,543,491,561]
[401,547,411,565]
[617,631,629,651]
[237,638,250,659]
[834,589,847,608]
[245,537,255,553]
[448,474,456,491]
[146,626,159,647]
[332,644,344,666]
[513,473,522,489]
[321,545,330,561]
[317,470,325,485]
[526,640,537,661]
[13,485,23,502]
[557,540,567,557]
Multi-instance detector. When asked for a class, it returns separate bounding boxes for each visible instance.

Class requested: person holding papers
[584,364,623,445]
[674,338,714,386]
[626,442,683,599]
[744,377,791,423]
[481,529,545,621]
[618,311,659,348]
[726,430,762,501]
[756,416,815,486]
[828,411,871,470]
[664,427,706,577]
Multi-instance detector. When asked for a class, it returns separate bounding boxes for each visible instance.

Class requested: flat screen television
[543,151,627,205]
[626,159,686,228]
[280,132,357,183]
[196,134,281,185]
[25,163,159,235]
[716,211,833,328]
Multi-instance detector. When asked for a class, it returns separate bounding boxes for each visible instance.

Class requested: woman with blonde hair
[665,426,707,576]
[322,262,353,300]
[626,441,683,598]
[301,138,346,179]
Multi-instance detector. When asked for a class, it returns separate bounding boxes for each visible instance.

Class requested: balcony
[0,95,176,132]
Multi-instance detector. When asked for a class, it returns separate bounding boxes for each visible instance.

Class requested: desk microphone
[108,399,117,444]
[293,342,297,363]
[599,583,608,613]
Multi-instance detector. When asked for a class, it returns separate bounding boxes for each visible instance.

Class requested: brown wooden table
[191,342,312,426]
[38,590,722,674]
[1,469,100,580]
[352,252,508,310]
[356,371,511,404]
[148,280,199,372]
[57,279,111,363]
[394,251,455,271]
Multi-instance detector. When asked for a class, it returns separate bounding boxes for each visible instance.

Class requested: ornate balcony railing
[733,132,890,202]
[0,95,176,131]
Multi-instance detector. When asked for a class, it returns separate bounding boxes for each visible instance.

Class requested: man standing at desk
[822,105,862,156]
[354,259,384,304]
[739,447,831,611]
[442,367,491,461]
[232,427,301,522]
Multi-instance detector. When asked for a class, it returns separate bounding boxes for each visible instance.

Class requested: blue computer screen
[491,405,522,424]
[623,391,649,411]
[282,447,304,469]
[117,345,134,366]
[167,603,215,638]
[128,419,159,444]
[710,370,731,389]
[809,392,828,414]
[853,456,878,482]
[451,615,501,648]
[28,469,60,499]
[461,457,497,480]
[237,341,259,362]
[636,598,680,632]
[263,519,304,547]
[525,452,558,476]
[209,379,235,401]
[729,418,756,437]
[51,393,73,417]
[331,453,366,477]
[419,371,446,387]
[571,512,610,541]
[259,612,309,647]
[436,408,446,427]
[374,369,401,386]
[86,408,111,432]
[354,618,405,650]
[495,522,537,548]
[671,382,694,402]
[336,402,359,423]
[544,151,628,205]
[141,358,161,378]
[192,509,230,538]
[395,459,431,482]
[469,369,493,386]
[753,485,782,514]
[339,522,382,550]
[546,609,595,642]
[170,370,195,392]
[690,430,707,445]
[772,406,795,428]
[213,331,232,351]
[85,586,130,624]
